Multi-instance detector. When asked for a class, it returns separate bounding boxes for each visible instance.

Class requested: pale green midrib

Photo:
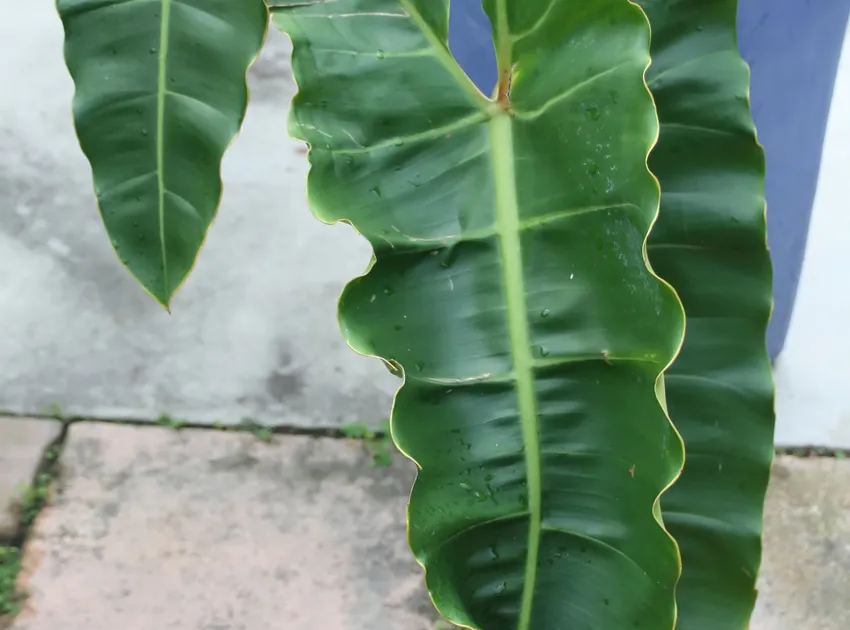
[492,0,540,625]
[489,113,541,630]
[156,0,172,300]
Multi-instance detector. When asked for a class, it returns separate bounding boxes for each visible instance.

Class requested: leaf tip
[128,271,174,313]
[149,290,173,314]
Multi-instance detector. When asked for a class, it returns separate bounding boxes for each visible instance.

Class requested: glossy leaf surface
[57,0,268,306]
[638,0,776,627]
[274,1,685,628]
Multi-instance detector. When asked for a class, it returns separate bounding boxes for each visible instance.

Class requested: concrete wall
[774,21,850,447]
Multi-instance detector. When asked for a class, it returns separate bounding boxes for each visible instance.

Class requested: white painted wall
[774,18,850,449]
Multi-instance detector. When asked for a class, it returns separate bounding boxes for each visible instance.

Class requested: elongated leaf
[57,0,268,306]
[274,1,686,627]
[637,0,776,626]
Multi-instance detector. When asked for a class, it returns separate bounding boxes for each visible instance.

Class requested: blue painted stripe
[738,2,849,358]
[448,1,497,95]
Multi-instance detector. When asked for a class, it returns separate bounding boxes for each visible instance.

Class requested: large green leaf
[57,0,268,306]
[638,0,776,627]
[273,1,686,627]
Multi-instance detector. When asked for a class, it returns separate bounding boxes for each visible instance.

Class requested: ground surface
[5,423,438,630]
[1,418,847,630]
[751,456,850,629]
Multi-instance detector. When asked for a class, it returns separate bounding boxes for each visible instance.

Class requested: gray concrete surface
[750,455,850,630]
[0,3,395,429]
[5,424,848,630]
[0,418,60,540]
[10,423,439,630]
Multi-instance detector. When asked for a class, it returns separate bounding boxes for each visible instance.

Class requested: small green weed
[16,473,52,528]
[156,413,186,429]
[0,546,23,617]
[776,446,849,458]
[340,422,371,440]
[1,445,61,623]
[341,419,394,468]
[43,445,60,463]
[239,418,273,443]
[46,403,63,420]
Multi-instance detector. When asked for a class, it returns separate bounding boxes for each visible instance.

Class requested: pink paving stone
[7,423,849,630]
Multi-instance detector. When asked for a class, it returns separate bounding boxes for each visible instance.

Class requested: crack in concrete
[1,413,846,459]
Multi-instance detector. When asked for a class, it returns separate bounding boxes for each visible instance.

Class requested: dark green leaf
[57,0,268,306]
[274,1,686,628]
[638,0,776,627]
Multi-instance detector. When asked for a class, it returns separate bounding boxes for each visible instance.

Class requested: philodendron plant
[55,0,774,628]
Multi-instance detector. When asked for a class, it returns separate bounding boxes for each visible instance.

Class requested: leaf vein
[512,60,633,120]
